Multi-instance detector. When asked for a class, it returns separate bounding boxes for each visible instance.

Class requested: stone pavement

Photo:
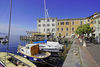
[86,43,100,67]
[79,45,99,67]
[63,38,100,67]
[78,39,99,67]
[63,39,81,67]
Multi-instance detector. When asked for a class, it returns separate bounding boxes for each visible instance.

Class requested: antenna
[44,0,50,40]
[46,9,49,18]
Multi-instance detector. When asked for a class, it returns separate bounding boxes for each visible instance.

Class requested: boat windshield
[26,46,29,49]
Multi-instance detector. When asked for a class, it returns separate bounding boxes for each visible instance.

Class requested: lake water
[0,35,19,53]
[0,35,65,67]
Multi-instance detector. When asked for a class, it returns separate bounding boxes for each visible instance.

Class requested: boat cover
[33,40,47,44]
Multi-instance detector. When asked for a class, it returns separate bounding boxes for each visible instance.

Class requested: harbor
[0,0,100,67]
[0,35,72,67]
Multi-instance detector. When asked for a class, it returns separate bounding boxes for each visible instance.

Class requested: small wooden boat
[17,44,51,62]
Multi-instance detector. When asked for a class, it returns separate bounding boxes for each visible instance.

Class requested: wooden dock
[0,52,37,67]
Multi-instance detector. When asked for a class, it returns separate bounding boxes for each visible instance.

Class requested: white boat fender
[34,58,37,61]
[24,55,27,58]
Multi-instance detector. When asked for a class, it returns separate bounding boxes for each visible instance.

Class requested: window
[66,33,68,36]
[72,27,74,31]
[72,21,74,25]
[52,19,55,22]
[58,22,59,25]
[61,22,64,25]
[52,29,55,32]
[47,29,50,32]
[47,24,50,26]
[57,28,59,31]
[38,20,41,22]
[66,28,68,31]
[84,20,86,24]
[99,21,100,24]
[61,28,63,31]
[99,20,100,24]
[38,24,41,27]
[26,47,29,49]
[66,22,69,25]
[43,24,45,27]
[59,33,61,37]
[52,24,55,26]
[80,21,82,25]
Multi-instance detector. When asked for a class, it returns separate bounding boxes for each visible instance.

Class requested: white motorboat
[33,40,64,52]
[17,43,51,62]
[0,38,8,44]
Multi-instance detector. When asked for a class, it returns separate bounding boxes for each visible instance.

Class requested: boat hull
[18,52,44,62]
[40,48,63,52]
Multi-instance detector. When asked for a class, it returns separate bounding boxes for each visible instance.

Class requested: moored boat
[33,40,64,52]
[0,52,37,67]
[0,61,6,67]
[17,43,51,62]
[0,38,8,44]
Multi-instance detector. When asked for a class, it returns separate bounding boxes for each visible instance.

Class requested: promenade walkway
[86,43,100,67]
[63,39,81,67]
[63,38,100,67]
[78,39,99,67]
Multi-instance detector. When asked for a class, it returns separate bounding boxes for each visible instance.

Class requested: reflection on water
[0,35,20,54]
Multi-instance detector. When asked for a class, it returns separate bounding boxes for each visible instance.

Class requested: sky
[0,0,100,35]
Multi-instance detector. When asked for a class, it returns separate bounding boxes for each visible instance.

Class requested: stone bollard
[83,41,86,47]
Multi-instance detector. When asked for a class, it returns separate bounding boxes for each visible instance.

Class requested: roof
[37,18,57,20]
[57,18,86,21]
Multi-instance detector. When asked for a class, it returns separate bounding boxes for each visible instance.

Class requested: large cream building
[37,12,99,38]
[37,18,57,36]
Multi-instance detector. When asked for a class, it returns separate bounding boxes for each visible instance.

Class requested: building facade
[37,12,99,38]
[92,13,100,42]
[56,18,86,38]
[37,18,57,36]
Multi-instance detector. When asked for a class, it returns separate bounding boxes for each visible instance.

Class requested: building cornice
[37,18,57,20]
